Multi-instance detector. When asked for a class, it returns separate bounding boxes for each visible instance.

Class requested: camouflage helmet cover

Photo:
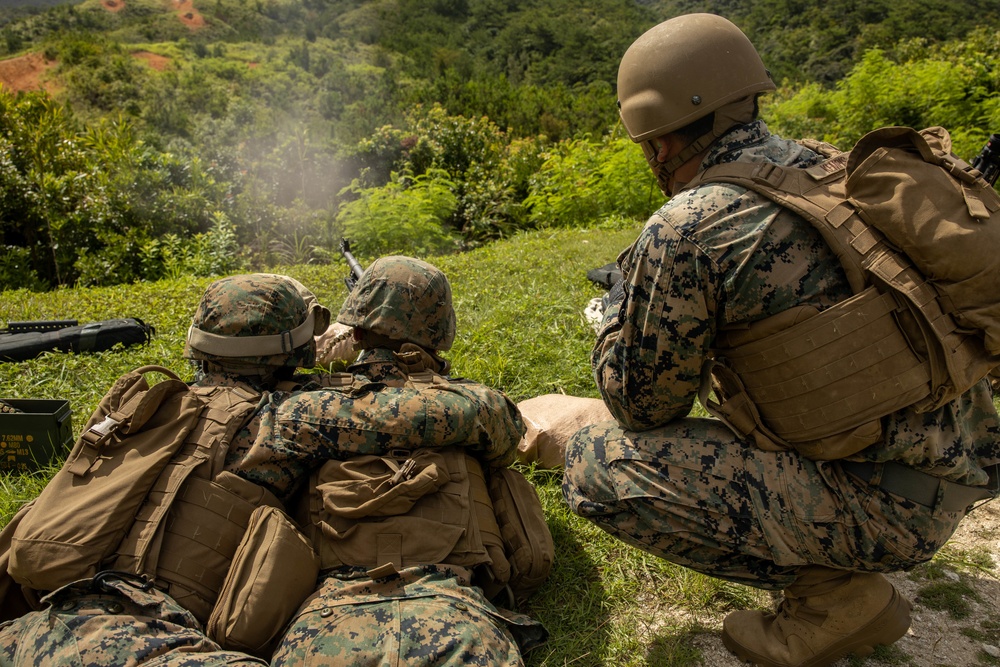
[337,256,456,351]
[185,273,329,371]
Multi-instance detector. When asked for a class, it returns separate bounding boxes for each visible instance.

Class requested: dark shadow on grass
[520,472,611,667]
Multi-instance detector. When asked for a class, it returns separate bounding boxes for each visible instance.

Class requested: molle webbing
[711,288,930,443]
[132,479,252,620]
[689,140,1000,455]
[111,385,262,622]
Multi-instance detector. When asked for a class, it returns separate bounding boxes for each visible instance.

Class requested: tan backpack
[302,368,555,605]
[303,447,554,605]
[5,365,319,655]
[687,126,1000,459]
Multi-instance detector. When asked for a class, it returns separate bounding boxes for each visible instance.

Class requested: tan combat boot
[721,566,912,667]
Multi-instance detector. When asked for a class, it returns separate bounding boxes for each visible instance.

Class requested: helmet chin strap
[643,95,757,196]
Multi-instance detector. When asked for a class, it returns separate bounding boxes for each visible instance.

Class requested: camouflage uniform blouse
[267,348,541,666]
[594,120,1000,486]
[206,364,522,504]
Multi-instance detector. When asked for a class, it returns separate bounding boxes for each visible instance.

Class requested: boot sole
[721,588,913,667]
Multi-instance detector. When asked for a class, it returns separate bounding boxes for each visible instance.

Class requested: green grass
[9,223,997,666]
[0,224,756,666]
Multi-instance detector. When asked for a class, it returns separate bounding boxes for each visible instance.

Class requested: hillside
[0,0,998,294]
[4,0,999,85]
[2,4,1000,663]
[653,0,1000,82]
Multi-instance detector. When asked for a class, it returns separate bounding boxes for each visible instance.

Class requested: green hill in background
[2,6,1000,665]
[0,0,998,292]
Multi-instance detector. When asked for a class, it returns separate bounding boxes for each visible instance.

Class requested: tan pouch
[311,448,491,573]
[489,467,554,605]
[10,367,202,590]
[207,505,319,658]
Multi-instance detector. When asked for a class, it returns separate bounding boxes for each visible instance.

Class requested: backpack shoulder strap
[685,155,871,295]
[123,382,261,534]
[0,500,38,621]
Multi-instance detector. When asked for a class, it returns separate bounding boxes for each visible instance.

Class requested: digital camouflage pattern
[0,576,266,667]
[564,120,1000,589]
[564,417,971,590]
[225,365,523,503]
[184,273,319,371]
[269,342,537,666]
[0,273,526,664]
[0,365,521,662]
[272,566,530,667]
[338,256,457,351]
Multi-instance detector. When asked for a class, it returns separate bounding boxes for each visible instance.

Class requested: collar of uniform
[350,347,409,385]
[192,368,273,393]
[702,119,770,169]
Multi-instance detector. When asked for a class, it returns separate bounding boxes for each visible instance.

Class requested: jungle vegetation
[0,0,998,290]
[3,5,1000,666]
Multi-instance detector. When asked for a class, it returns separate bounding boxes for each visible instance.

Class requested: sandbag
[515,394,612,469]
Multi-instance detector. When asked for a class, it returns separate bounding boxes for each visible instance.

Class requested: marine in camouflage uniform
[0,273,522,667]
[271,256,542,667]
[561,14,1000,667]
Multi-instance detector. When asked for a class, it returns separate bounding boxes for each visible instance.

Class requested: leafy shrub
[348,105,545,245]
[336,168,459,257]
[766,29,1000,159]
[524,134,656,228]
[0,85,252,290]
[137,213,245,282]
[0,245,43,291]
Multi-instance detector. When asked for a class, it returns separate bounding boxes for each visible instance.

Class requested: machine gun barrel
[972,133,1000,186]
[339,239,365,291]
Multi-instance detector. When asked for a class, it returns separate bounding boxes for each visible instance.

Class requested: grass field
[3,224,998,666]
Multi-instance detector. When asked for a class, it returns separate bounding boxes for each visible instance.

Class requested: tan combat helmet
[617,13,775,194]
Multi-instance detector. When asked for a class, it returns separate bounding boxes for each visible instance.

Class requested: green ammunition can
[0,399,73,473]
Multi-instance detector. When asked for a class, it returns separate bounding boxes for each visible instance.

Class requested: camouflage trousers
[271,566,527,667]
[0,575,265,667]
[563,417,965,590]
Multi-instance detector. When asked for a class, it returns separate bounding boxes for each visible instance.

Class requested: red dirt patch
[101,0,125,12]
[0,53,58,95]
[132,51,171,71]
[172,0,205,29]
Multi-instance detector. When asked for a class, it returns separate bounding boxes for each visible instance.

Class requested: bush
[766,29,1000,159]
[347,105,546,245]
[336,169,460,257]
[524,134,656,228]
[0,245,43,291]
[137,213,245,282]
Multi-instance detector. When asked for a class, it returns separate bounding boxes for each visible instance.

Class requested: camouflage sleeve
[592,212,721,431]
[233,382,523,499]
[429,378,525,468]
